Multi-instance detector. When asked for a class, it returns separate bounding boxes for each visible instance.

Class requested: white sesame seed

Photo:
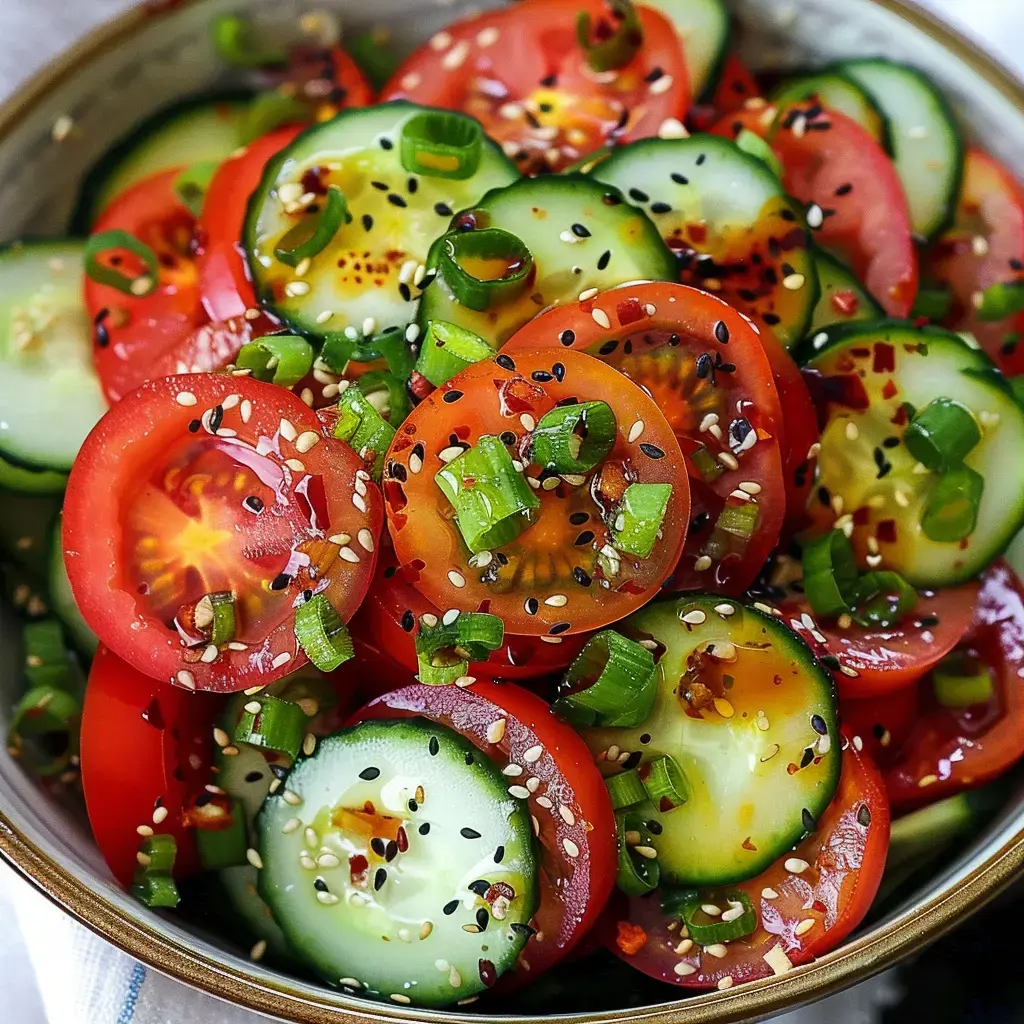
[282,818,302,834]
[176,670,196,689]
[247,848,264,869]
[317,852,340,868]
[706,943,729,958]
[518,413,536,432]
[717,451,740,471]
[150,805,168,826]
[355,528,375,552]
[795,918,816,937]
[200,644,219,663]
[701,903,723,917]
[649,74,674,95]
[317,891,340,906]
[578,287,599,302]
[283,789,303,806]
[558,804,576,826]
[674,962,697,977]
[339,546,361,563]
[908,125,929,139]
[681,609,707,625]
[763,944,794,975]
[448,570,466,588]
[272,652,292,669]
[694,555,713,571]
[634,845,658,860]
[509,785,531,799]
[523,744,543,763]
[401,72,422,91]
[441,40,470,70]
[721,901,747,923]
[658,117,689,139]
[785,857,810,874]
[807,204,824,229]
[762,887,780,900]
[454,675,476,688]
[502,763,523,777]
[438,445,464,463]
[295,431,321,453]
[714,603,735,617]
[352,492,368,514]
[562,838,580,858]
[303,733,317,757]
[718,977,734,990]
[783,273,806,291]
[175,391,197,407]
[285,281,311,297]
[972,235,990,256]
[525,775,541,792]
[591,308,612,329]
[409,453,423,474]
[544,594,568,607]
[390,994,411,1004]
[918,773,938,787]
[536,796,553,809]
[487,719,507,744]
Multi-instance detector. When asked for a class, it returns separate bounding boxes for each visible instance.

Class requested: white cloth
[0,0,1021,1021]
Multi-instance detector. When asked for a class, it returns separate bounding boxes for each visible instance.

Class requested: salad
[3,0,1024,1010]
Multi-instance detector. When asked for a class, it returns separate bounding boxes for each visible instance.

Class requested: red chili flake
[384,480,408,513]
[891,404,910,426]
[877,520,898,544]
[499,376,545,413]
[830,290,860,316]
[616,296,646,326]
[850,347,871,359]
[478,959,498,987]
[300,166,330,196]
[349,854,369,886]
[741,836,758,851]
[853,507,872,526]
[812,900,828,914]
[687,223,708,246]
[881,379,899,400]
[396,826,409,853]
[485,881,516,904]
[615,921,648,956]
[408,370,433,401]
[453,424,472,440]
[872,343,895,374]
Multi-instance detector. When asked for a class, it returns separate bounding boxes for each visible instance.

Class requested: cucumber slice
[418,175,675,348]
[591,135,818,347]
[582,595,840,887]
[257,719,539,1005]
[48,515,97,657]
[838,59,963,240]
[0,454,66,495]
[0,492,59,577]
[71,91,253,230]
[770,71,889,146]
[245,102,518,343]
[809,247,883,333]
[804,320,1024,587]
[646,0,730,100]
[0,242,107,473]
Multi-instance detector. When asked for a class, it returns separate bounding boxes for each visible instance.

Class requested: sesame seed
[681,609,706,625]
[176,670,195,689]
[785,857,810,874]
[352,493,368,514]
[717,451,740,471]
[578,287,599,302]
[918,773,938,787]
[908,125,929,139]
[675,938,694,955]
[448,570,466,588]
[649,74,674,94]
[525,775,541,792]
[441,40,470,70]
[674,962,697,977]
[454,675,476,688]
[591,308,611,328]
[284,458,305,473]
[357,528,375,552]
[508,785,531,798]
[658,117,688,139]
[476,25,500,46]
[714,698,735,718]
[795,918,816,937]
[706,943,729,958]
[295,431,321,453]
[562,838,580,858]
[536,796,553,809]
[285,281,311,297]
[634,845,658,860]
[200,644,219,663]
[718,977,734,990]
[282,818,302,835]
[502,763,523,777]
[519,413,536,431]
[247,848,264,869]
[339,546,361,563]
[213,727,230,747]
[523,744,543,763]
[438,445,464,462]
[628,420,645,443]
[487,719,506,743]
[783,273,806,291]
[136,825,154,837]
[152,806,169,825]
[175,391,197,407]
[806,204,824,229]
[762,887,779,900]
[972,235,990,256]
[701,903,722,917]
[694,555,713,571]
[559,804,576,826]
[544,594,568,607]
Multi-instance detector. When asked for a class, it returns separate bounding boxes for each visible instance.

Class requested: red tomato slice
[270,45,376,111]
[196,126,303,322]
[689,55,761,132]
[81,645,217,886]
[604,739,889,989]
[357,539,588,681]
[716,103,918,318]
[780,580,980,698]
[841,686,920,768]
[63,374,382,692]
[886,560,1024,810]
[503,282,784,594]
[925,148,1024,373]
[381,0,689,173]
[385,348,689,636]
[86,169,208,403]
[352,680,618,981]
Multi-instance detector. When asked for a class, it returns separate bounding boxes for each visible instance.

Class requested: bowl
[2,0,1024,1021]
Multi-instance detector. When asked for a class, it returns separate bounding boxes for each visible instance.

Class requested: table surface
[0,1,1022,1021]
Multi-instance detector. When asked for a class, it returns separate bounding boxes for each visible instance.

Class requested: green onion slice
[933,652,994,708]
[911,287,955,322]
[210,13,288,68]
[922,465,984,543]
[641,754,688,812]
[22,620,73,690]
[669,889,758,944]
[976,280,1024,322]
[802,529,862,619]
[233,694,308,761]
[7,685,81,778]
[84,230,159,297]
[195,800,249,871]
[736,129,782,178]
[708,501,760,559]
[132,834,180,909]
[615,812,660,896]
[531,401,617,475]
[358,370,410,426]
[434,435,540,553]
[236,334,314,388]
[414,611,505,685]
[416,320,493,387]
[400,111,483,180]
[852,571,918,629]
[904,397,981,473]
[321,325,415,379]
[274,186,349,267]
[346,31,402,92]
[551,630,657,728]
[437,229,534,312]
[612,483,672,559]
[194,591,237,646]
[173,161,219,217]
[331,384,396,480]
[241,91,311,145]
[606,769,648,811]
[691,444,725,483]
[131,872,181,909]
[576,0,644,73]
[295,595,355,672]
[139,833,178,873]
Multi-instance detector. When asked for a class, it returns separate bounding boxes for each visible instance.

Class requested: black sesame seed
[496,354,516,371]
[628,187,650,203]
[550,621,571,635]
[443,899,459,915]
[494,845,505,863]
[244,771,264,784]
[599,339,619,355]
[244,495,264,513]
[269,764,288,780]
[531,370,554,382]
[359,767,381,780]
[799,746,815,769]
[696,154,706,166]
[646,819,663,835]
[640,733,652,744]
[525,597,539,615]
[569,512,589,525]
[639,442,666,459]
[476,907,489,931]
[390,461,408,482]
[540,73,557,86]
[370,837,387,856]
[858,804,872,827]
[408,177,419,194]
[574,530,595,546]
[670,172,689,185]
[510,922,536,938]
[573,567,592,587]
[443,390,464,403]
[434,201,453,217]
[270,573,292,591]
[188,419,201,433]
[669,333,681,346]
[461,827,482,839]
[361,214,373,231]
[919,615,940,628]
[560,329,576,346]
[650,202,672,215]
[763,312,782,326]
[500,431,517,445]
[401,610,415,632]
[385,840,398,862]
[419,822,431,835]
[399,282,412,302]
[371,180,389,191]
[552,362,565,382]
[801,808,817,832]
[465,751,474,765]
[621,751,642,770]
[821,654,841,671]
[714,320,730,344]
[571,223,592,239]
[696,352,713,379]
[810,714,828,736]
[1011,257,1024,272]
[374,867,388,890]
[314,877,329,892]
[603,191,623,206]
[730,418,752,444]
[429,736,440,756]
[380,137,394,150]
[195,791,213,807]
[209,405,224,433]
[388,194,408,208]
[468,879,490,896]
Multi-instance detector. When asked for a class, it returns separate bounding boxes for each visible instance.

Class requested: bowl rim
[2,1,1024,1021]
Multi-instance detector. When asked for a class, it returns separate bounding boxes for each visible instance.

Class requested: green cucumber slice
[244,102,517,343]
[645,0,730,100]
[582,595,839,887]
[418,174,676,348]
[257,718,539,1005]
[591,135,818,347]
[0,241,107,473]
[838,59,964,240]
[770,71,889,146]
[48,515,97,657]
[804,320,1024,586]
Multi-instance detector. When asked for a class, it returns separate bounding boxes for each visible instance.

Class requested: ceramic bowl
[2,1,1023,1021]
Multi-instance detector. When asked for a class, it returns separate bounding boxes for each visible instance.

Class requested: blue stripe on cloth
[116,962,147,1024]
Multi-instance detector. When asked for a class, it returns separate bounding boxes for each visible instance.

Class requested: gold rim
[1,0,1023,1020]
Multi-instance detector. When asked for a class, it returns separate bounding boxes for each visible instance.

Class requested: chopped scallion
[531,401,617,475]
[436,229,534,312]
[641,754,688,812]
[236,334,314,388]
[921,465,984,542]
[210,13,288,68]
[904,397,981,473]
[736,129,783,178]
[233,694,307,761]
[294,595,354,672]
[576,0,644,73]
[932,652,994,708]
[911,287,954,322]
[357,370,410,426]
[274,186,349,267]
[615,812,660,896]
[173,161,219,217]
[415,320,493,387]
[331,384,396,480]
[802,529,862,619]
[196,800,249,871]
[414,611,504,685]
[606,769,648,811]
[7,684,81,778]
[672,889,757,944]
[612,483,672,559]
[400,111,484,180]
[84,230,159,297]
[976,280,1024,322]
[852,571,918,629]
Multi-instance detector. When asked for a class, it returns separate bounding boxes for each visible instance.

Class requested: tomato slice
[381,0,689,173]
[81,645,217,886]
[925,148,1024,373]
[841,686,920,768]
[86,169,208,402]
[604,739,889,989]
[717,103,918,318]
[352,680,618,981]
[689,55,761,132]
[63,374,382,692]
[503,282,784,594]
[196,126,304,322]
[358,540,589,681]
[270,45,376,111]
[385,348,689,635]
[780,580,980,698]
[886,560,1024,810]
